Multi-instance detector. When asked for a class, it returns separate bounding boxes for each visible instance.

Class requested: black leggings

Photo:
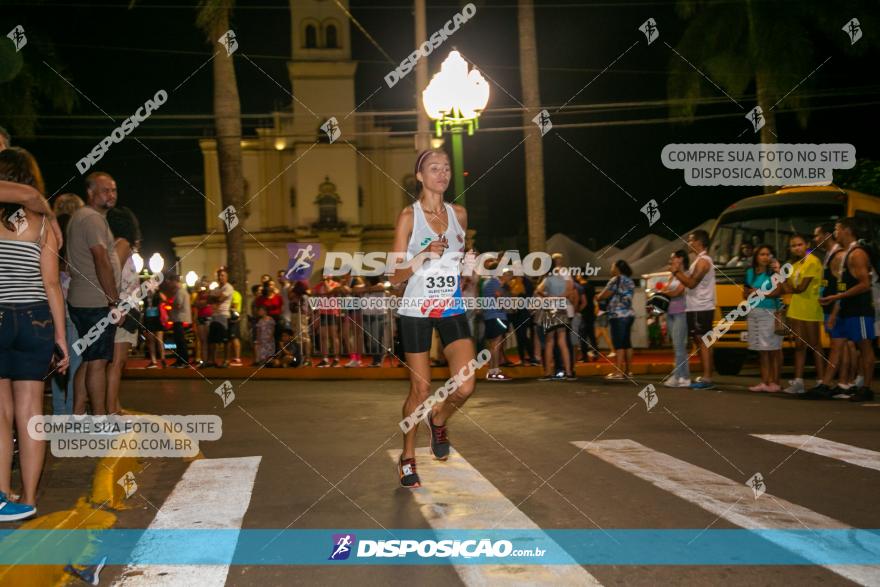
[580,317,596,356]
[172,322,189,363]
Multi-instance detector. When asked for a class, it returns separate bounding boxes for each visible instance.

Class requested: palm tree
[668,1,812,146]
[669,1,876,146]
[196,0,246,293]
[0,22,75,137]
[517,0,546,253]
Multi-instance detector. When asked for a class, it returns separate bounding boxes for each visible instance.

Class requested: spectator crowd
[0,125,875,523]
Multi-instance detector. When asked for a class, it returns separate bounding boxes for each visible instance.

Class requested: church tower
[285,0,360,233]
[178,0,416,286]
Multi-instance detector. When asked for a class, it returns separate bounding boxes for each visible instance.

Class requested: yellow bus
[707,185,880,375]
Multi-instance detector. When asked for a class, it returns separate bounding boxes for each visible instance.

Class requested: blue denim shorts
[0,302,55,381]
[69,305,116,362]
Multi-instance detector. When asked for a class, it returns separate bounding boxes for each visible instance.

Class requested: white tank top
[400,201,465,318]
[685,251,716,311]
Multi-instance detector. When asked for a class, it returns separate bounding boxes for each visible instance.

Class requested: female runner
[390,149,476,488]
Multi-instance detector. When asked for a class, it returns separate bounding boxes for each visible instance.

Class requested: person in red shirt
[311,274,342,367]
[255,280,283,318]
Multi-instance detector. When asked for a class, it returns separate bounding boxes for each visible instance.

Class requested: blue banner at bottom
[0,529,878,565]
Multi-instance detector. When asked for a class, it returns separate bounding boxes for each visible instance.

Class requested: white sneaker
[345,359,362,368]
[607,352,617,358]
[854,375,865,387]
[783,379,805,394]
[677,377,692,387]
[663,376,679,388]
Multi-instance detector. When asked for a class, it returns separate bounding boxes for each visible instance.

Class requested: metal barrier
[299,291,397,367]
[287,292,545,367]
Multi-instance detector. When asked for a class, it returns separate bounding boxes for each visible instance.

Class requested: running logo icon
[8,208,28,235]
[321,117,341,143]
[639,199,660,226]
[746,106,765,133]
[842,18,862,45]
[286,243,321,281]
[638,384,659,411]
[746,472,766,499]
[7,25,26,52]
[219,29,238,55]
[219,205,239,231]
[639,18,659,45]
[117,471,138,499]
[215,380,235,408]
[532,110,552,136]
[329,533,356,560]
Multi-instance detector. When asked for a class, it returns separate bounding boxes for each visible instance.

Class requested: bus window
[710,203,844,271]
[854,210,880,245]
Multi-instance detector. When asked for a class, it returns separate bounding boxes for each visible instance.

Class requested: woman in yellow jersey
[778,234,825,394]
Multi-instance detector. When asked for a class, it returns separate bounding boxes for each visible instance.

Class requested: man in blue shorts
[817,217,875,402]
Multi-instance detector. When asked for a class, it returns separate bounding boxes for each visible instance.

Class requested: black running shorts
[687,310,715,337]
[400,313,470,354]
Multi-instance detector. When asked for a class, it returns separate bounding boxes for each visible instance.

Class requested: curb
[0,497,116,587]
[90,411,203,510]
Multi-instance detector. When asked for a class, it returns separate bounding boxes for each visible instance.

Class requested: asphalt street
[94,370,879,586]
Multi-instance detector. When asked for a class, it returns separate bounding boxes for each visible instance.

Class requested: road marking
[388,448,602,586]
[574,439,880,586]
[754,434,880,473]
[114,456,261,586]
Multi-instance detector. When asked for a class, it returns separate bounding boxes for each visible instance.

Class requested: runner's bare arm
[389,207,414,285]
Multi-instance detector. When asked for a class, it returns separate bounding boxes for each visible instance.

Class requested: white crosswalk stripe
[388,448,603,586]
[753,434,880,473]
[114,456,261,586]
[573,439,880,586]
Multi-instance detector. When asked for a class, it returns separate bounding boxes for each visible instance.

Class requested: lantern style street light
[421,50,490,206]
[148,253,164,274]
[185,271,198,288]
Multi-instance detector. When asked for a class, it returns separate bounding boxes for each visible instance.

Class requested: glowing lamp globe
[148,253,164,274]
[422,51,489,121]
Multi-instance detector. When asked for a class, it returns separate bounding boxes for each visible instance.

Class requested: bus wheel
[714,349,746,376]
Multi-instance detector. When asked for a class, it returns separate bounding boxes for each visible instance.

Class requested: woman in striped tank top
[390,149,477,488]
[0,148,69,522]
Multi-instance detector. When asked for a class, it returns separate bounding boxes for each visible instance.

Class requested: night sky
[4,0,879,266]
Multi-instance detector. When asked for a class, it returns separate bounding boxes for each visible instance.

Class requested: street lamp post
[421,50,490,207]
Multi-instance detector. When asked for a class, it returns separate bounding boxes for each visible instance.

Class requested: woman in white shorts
[107,207,141,415]
[744,244,783,392]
